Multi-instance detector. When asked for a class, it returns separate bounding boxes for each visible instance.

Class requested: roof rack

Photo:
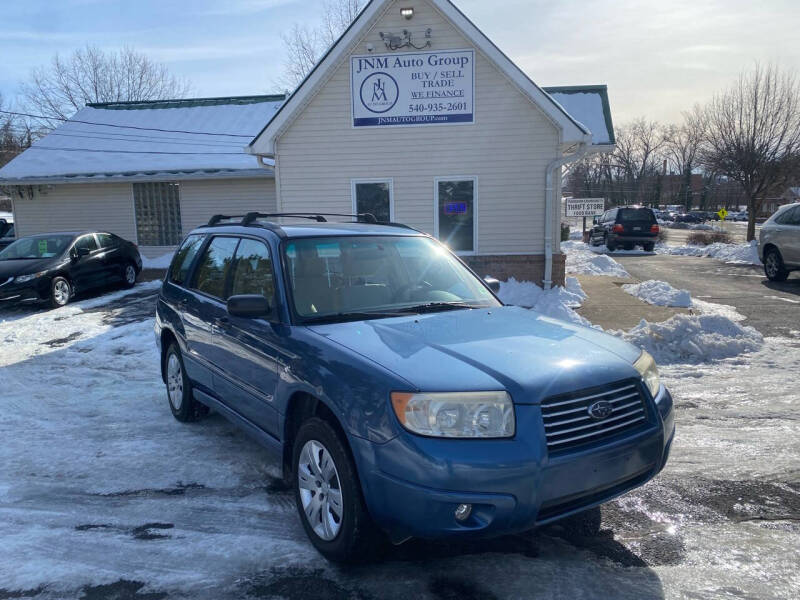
[206,212,379,227]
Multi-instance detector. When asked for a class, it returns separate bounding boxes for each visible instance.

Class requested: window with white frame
[435,178,477,253]
[133,182,182,246]
[352,179,393,223]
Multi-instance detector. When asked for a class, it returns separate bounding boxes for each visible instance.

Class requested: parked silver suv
[759,202,800,281]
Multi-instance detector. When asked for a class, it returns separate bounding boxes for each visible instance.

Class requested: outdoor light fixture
[401,7,414,19]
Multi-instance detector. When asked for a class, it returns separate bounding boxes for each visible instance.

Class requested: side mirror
[227,294,271,319]
[483,277,501,293]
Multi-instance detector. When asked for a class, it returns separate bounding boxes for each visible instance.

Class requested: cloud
[199,0,300,16]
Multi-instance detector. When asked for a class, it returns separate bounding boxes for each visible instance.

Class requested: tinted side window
[230,239,275,299]
[777,206,800,225]
[97,233,117,248]
[169,234,204,286]
[192,237,240,300]
[75,235,99,252]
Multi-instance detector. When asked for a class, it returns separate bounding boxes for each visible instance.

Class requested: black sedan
[0,231,142,308]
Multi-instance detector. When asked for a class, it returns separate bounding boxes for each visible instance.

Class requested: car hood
[0,258,55,279]
[308,306,643,404]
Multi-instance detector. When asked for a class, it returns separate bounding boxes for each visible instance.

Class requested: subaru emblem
[588,400,613,420]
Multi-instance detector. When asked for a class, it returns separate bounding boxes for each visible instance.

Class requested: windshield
[284,235,500,321]
[0,234,74,260]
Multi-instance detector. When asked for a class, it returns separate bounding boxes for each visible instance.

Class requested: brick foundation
[463,254,566,287]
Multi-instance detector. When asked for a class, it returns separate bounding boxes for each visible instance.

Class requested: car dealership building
[0,0,614,287]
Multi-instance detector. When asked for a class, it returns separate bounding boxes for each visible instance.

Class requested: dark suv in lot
[589,207,660,251]
[155,213,675,562]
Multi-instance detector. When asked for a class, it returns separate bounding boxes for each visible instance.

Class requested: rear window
[618,208,656,223]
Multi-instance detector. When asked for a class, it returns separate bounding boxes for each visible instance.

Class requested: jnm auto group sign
[351,49,475,127]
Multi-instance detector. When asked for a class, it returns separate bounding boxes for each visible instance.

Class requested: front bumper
[353,385,675,541]
[0,278,49,304]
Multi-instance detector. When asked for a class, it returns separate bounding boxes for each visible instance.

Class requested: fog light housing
[455,503,472,522]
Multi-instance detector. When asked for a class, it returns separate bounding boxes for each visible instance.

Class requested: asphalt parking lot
[1,269,799,600]
[615,254,800,337]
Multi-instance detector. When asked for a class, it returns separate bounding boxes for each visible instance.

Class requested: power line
[1,124,245,147]
[0,109,256,138]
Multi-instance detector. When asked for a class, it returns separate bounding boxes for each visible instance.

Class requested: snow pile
[616,314,763,364]
[497,277,591,326]
[657,240,761,265]
[142,252,175,269]
[622,280,692,308]
[561,240,630,277]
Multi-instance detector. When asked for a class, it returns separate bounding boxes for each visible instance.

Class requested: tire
[122,262,138,289]
[764,248,789,282]
[293,417,383,563]
[50,276,72,309]
[164,343,198,422]
[605,236,616,252]
[643,242,655,252]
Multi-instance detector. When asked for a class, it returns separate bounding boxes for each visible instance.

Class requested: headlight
[634,350,660,398]
[15,271,47,283]
[391,391,515,438]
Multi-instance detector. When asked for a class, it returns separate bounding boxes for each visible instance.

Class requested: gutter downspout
[543,140,589,290]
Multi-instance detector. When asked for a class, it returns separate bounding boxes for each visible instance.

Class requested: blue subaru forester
[154,213,675,562]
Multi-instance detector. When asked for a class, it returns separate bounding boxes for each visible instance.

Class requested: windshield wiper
[396,301,477,314]
[302,311,407,325]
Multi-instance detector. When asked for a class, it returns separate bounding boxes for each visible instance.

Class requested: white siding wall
[275,0,560,255]
[14,183,136,241]
[13,177,277,260]
[179,178,277,233]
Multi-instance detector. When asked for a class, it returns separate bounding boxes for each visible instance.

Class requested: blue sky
[2,0,799,123]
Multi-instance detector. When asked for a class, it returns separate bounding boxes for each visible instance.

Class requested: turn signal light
[651,224,660,233]
[612,224,624,233]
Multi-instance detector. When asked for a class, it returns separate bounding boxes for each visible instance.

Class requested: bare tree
[663,108,705,210]
[698,63,800,240]
[278,0,367,90]
[611,119,669,205]
[21,46,191,126]
[0,94,33,171]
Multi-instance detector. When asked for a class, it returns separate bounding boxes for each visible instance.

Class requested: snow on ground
[0,284,797,599]
[623,280,692,308]
[561,240,631,277]
[657,240,762,265]
[141,252,175,269]
[496,277,591,326]
[616,314,764,364]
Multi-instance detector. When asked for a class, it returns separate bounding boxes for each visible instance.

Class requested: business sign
[565,198,605,217]
[351,49,474,127]
[444,202,468,215]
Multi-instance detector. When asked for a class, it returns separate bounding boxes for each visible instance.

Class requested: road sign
[565,198,605,217]
[717,208,728,221]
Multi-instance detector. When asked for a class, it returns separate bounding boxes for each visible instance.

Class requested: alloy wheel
[298,440,344,541]
[167,353,183,410]
[766,253,779,278]
[125,265,136,285]
[54,280,70,305]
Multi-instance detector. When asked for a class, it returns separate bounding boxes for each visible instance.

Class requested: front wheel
[50,276,72,308]
[764,248,789,282]
[293,418,383,563]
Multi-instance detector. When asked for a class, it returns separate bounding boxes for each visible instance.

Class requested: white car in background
[759,202,800,281]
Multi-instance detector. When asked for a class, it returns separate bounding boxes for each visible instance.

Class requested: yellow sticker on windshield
[38,240,48,254]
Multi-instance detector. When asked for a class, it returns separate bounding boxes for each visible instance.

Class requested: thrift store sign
[351,49,474,127]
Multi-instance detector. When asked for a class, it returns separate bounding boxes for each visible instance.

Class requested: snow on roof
[0,95,285,184]
[543,86,615,146]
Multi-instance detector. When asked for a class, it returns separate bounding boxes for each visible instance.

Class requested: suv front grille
[542,379,648,453]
